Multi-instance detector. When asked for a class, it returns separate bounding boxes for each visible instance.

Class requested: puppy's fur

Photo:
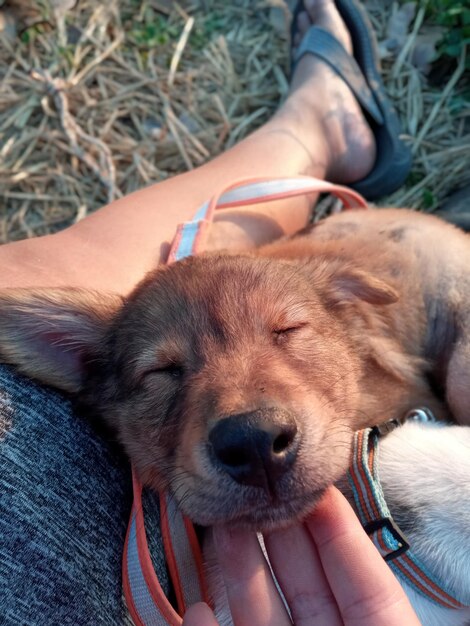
[0,208,469,622]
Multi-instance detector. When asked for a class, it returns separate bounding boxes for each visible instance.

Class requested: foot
[273,0,376,184]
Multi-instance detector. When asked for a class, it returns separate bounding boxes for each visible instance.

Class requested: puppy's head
[0,253,397,528]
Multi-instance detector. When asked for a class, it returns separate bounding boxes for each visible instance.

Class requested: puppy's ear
[329,268,398,305]
[0,288,123,392]
[313,260,398,306]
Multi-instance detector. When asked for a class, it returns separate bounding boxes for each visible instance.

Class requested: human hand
[183,487,421,626]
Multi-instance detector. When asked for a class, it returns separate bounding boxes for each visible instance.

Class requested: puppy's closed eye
[272,323,309,343]
[136,358,186,389]
[143,363,185,380]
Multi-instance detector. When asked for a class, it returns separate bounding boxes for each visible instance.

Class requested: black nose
[208,409,299,492]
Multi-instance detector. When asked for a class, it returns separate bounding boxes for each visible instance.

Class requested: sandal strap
[294,26,383,125]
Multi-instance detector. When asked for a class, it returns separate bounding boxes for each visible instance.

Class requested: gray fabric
[0,365,169,625]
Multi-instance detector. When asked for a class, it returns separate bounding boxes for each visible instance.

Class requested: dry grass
[0,0,469,243]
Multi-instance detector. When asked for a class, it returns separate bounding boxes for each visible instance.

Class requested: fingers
[184,487,421,626]
[264,523,343,626]
[183,602,219,626]
[305,487,422,626]
[212,525,291,626]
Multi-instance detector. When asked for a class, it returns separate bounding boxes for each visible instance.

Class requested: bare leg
[0,0,375,295]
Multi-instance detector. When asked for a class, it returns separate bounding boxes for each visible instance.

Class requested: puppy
[0,208,469,621]
[0,208,469,524]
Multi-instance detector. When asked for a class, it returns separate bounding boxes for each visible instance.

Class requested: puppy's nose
[208,409,298,491]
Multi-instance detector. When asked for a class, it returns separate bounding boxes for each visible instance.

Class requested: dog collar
[348,408,467,610]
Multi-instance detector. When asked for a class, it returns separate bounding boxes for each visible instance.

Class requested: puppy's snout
[208,409,299,491]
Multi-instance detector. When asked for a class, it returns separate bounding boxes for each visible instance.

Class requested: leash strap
[123,474,182,626]
[168,176,367,263]
[348,410,467,610]
[123,175,367,625]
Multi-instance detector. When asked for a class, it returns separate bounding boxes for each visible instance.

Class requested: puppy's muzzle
[208,409,299,494]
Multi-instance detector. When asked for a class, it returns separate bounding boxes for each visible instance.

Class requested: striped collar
[348,408,468,610]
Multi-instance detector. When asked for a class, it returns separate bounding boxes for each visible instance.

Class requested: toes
[292,0,353,59]
[303,0,318,21]
[297,10,311,37]
[293,9,312,57]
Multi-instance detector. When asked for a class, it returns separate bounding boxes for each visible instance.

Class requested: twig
[412,46,467,155]
[31,68,119,203]
[168,16,195,87]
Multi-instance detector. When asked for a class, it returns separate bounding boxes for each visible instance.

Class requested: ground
[0,0,469,242]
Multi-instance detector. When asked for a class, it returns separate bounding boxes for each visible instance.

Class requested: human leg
[0,0,375,296]
[0,365,169,626]
[0,365,133,625]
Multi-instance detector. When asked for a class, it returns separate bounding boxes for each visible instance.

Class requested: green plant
[190,12,225,50]
[424,1,470,68]
[422,188,437,210]
[128,9,179,49]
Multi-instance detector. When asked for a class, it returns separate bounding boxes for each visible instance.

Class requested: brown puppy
[0,208,469,529]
